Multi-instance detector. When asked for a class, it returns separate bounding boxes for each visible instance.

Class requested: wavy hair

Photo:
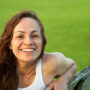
[0,10,47,90]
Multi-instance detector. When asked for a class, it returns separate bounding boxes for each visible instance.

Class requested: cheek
[10,40,22,50]
[34,39,42,49]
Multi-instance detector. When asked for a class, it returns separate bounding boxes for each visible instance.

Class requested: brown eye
[17,35,24,38]
[34,35,39,37]
[32,35,39,38]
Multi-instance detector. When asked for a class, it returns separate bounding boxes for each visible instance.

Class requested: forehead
[14,17,41,33]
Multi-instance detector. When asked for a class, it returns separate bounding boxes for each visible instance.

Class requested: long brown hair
[0,10,47,90]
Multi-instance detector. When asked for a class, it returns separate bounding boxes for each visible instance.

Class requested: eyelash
[17,35,23,38]
[33,35,39,37]
[17,35,39,39]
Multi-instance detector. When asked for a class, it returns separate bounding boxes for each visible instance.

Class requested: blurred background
[0,0,90,73]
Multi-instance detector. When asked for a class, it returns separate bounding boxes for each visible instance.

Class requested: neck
[17,60,37,76]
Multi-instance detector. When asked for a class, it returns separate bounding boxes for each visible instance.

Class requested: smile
[21,48,35,52]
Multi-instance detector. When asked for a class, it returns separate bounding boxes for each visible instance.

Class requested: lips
[20,48,36,52]
[22,48,35,52]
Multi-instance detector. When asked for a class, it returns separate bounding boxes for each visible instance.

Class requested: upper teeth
[22,49,34,52]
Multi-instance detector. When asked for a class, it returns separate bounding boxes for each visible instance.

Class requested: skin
[42,52,76,86]
[10,17,43,87]
[46,64,76,90]
[10,17,42,68]
[9,17,76,89]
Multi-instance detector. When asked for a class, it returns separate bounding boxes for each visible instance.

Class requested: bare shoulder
[42,52,62,66]
[42,52,75,76]
[42,52,64,74]
[41,52,62,85]
[52,52,76,75]
[42,52,76,86]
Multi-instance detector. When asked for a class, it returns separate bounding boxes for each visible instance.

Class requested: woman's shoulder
[42,52,65,73]
[42,52,75,75]
[42,52,65,64]
[41,52,66,85]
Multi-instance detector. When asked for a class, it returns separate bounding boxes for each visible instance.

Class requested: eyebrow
[15,30,40,34]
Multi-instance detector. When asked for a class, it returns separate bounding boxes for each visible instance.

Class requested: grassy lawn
[0,0,90,73]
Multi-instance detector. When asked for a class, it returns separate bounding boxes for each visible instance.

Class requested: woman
[0,10,76,90]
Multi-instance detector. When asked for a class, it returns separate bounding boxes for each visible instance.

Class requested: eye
[32,35,39,38]
[17,35,24,39]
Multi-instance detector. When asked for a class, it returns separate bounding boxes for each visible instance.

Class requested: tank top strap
[34,59,46,88]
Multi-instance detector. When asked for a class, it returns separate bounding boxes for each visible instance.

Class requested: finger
[46,83,54,90]
[46,83,59,90]
[46,85,54,90]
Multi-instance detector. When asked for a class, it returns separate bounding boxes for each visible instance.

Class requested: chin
[22,57,37,63]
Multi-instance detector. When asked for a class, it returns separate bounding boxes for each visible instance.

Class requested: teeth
[22,49,34,52]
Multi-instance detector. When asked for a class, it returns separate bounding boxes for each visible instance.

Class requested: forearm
[58,64,77,84]
[46,64,76,90]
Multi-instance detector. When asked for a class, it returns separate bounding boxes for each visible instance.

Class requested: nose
[24,36,33,46]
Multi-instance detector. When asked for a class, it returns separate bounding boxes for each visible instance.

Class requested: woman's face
[10,17,42,64]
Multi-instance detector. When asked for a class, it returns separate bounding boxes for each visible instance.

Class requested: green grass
[0,0,90,89]
[0,0,90,72]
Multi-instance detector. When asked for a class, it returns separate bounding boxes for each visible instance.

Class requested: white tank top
[18,59,46,90]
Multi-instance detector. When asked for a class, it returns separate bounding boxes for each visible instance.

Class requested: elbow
[73,64,77,72]
[70,59,77,72]
[71,63,77,74]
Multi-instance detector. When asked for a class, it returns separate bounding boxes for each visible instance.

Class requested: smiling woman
[0,10,76,90]
[10,17,42,64]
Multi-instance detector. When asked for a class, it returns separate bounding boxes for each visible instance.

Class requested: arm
[46,63,77,90]
[53,52,76,76]
[45,52,76,90]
